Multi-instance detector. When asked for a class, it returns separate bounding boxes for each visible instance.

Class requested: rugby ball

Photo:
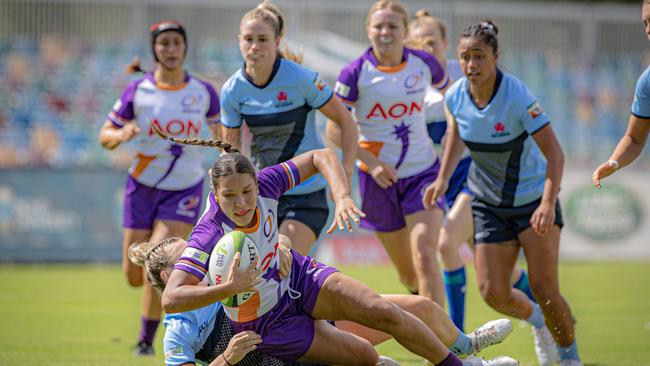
[207,231,260,307]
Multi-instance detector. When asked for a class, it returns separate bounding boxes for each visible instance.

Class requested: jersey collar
[466,68,503,111]
[242,57,282,89]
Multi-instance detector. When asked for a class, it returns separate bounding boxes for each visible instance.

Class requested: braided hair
[128,237,183,293]
[152,125,257,192]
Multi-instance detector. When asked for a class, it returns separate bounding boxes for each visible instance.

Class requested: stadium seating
[0,37,648,168]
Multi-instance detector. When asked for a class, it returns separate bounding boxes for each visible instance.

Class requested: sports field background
[1,262,648,366]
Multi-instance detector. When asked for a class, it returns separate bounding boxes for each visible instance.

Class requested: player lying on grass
[152,127,518,366]
[131,234,517,366]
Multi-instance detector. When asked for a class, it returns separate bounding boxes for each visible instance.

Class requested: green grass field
[0,262,649,366]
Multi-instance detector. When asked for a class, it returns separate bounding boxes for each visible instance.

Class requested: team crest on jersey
[527,101,544,119]
[491,122,511,138]
[181,94,202,107]
[176,194,200,217]
[334,81,351,98]
[315,78,326,91]
[274,91,292,108]
[404,71,424,89]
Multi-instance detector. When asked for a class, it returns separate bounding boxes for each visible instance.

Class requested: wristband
[607,160,620,170]
[222,353,234,366]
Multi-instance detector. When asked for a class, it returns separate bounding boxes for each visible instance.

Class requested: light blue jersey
[163,302,221,365]
[220,58,334,195]
[631,65,650,119]
[445,70,550,207]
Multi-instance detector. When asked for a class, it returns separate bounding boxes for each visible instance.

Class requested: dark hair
[150,20,188,62]
[460,20,499,53]
[124,20,188,75]
[151,125,257,191]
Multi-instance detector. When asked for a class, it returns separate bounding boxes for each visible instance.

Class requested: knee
[478,281,511,310]
[406,295,438,321]
[438,233,457,259]
[413,244,439,271]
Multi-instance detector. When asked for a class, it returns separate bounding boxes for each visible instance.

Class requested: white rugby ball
[207,231,259,307]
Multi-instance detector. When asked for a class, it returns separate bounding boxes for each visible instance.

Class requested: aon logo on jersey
[148,119,201,137]
[365,101,423,120]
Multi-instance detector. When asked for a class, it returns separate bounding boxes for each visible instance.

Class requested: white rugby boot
[532,325,559,366]
[463,355,520,366]
[559,359,582,366]
[468,319,514,354]
[376,355,400,365]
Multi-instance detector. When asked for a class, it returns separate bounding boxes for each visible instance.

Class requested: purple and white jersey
[108,72,220,190]
[424,59,463,124]
[334,47,449,178]
[175,161,301,322]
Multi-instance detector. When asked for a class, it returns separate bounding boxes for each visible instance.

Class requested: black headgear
[149,20,187,63]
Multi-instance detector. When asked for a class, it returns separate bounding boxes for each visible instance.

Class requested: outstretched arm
[593,115,650,188]
[290,148,365,233]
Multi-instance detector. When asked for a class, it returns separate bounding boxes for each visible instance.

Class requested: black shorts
[472,198,564,244]
[278,189,329,237]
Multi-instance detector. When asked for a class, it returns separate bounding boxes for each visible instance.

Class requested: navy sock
[436,352,463,366]
[513,268,536,303]
[138,316,160,344]
[444,267,466,332]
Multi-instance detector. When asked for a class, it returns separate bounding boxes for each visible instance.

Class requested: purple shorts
[359,161,446,232]
[122,175,204,229]
[231,251,338,361]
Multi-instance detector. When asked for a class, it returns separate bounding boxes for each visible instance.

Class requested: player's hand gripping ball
[207,231,260,307]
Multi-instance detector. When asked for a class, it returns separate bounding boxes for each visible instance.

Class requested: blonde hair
[409,9,448,41]
[366,0,409,30]
[128,237,183,293]
[241,1,303,63]
[404,36,435,55]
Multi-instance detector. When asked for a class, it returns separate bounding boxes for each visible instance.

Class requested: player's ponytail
[124,56,146,75]
[151,125,256,193]
[152,124,240,154]
[461,20,499,54]
[128,237,182,293]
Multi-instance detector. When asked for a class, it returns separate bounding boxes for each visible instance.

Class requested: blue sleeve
[295,63,334,109]
[631,67,650,119]
[516,81,550,134]
[220,76,243,128]
[163,317,198,366]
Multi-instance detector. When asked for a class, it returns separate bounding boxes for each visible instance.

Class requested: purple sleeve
[257,161,301,200]
[334,58,363,103]
[107,79,142,127]
[408,48,449,91]
[175,193,224,280]
[199,79,221,126]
